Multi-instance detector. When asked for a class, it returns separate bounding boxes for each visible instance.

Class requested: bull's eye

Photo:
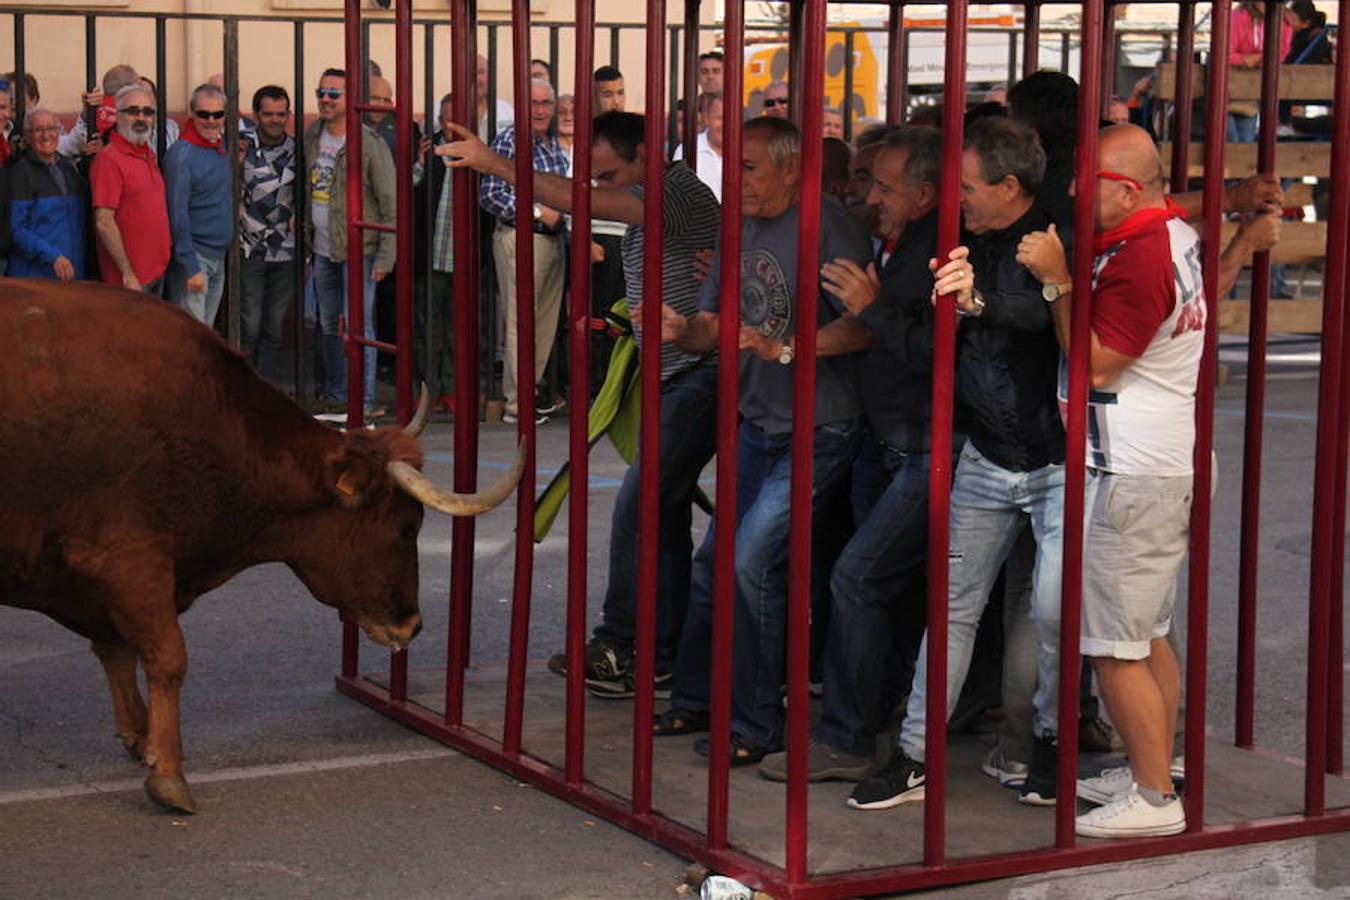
[399,522,418,543]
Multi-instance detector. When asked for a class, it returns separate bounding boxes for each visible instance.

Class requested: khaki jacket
[302,120,396,271]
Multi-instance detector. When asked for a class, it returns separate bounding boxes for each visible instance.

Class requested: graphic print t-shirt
[697,195,872,435]
[310,130,345,259]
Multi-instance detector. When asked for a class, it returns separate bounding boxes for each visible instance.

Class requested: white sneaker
[1076,787,1185,838]
[981,746,1029,787]
[1077,765,1133,805]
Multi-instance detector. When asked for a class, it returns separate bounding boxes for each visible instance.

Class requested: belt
[499,219,561,236]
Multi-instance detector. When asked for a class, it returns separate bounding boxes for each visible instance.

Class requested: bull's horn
[388,440,527,516]
[402,383,432,437]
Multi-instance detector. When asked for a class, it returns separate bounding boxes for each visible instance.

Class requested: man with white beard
[90,83,171,293]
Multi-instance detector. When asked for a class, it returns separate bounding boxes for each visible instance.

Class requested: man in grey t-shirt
[656,117,873,762]
[440,110,721,696]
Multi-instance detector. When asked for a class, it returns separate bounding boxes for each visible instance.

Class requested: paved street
[2,334,1348,898]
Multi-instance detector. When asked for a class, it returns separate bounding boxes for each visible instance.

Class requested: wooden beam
[1162,141,1331,178]
[1220,298,1325,334]
[1157,62,1335,101]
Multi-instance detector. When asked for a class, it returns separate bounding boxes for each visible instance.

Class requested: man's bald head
[1099,124,1165,199]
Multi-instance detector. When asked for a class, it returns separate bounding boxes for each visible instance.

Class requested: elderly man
[698,52,724,95]
[823,106,845,139]
[304,67,396,417]
[673,93,724,202]
[239,85,298,381]
[59,64,138,160]
[480,77,570,425]
[850,116,1068,810]
[7,109,88,280]
[1017,125,1204,838]
[164,83,233,326]
[654,117,873,763]
[759,125,944,781]
[761,81,791,118]
[443,109,721,696]
[90,84,170,292]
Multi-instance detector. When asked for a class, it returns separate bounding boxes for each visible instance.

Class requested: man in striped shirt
[441,110,721,697]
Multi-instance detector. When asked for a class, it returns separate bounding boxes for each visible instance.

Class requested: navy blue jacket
[7,150,88,279]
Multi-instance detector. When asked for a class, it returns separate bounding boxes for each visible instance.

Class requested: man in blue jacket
[164,83,233,326]
[8,108,87,280]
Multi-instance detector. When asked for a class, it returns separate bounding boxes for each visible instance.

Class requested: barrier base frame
[337,673,1350,899]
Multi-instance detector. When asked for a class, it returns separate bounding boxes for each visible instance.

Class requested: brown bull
[0,279,523,813]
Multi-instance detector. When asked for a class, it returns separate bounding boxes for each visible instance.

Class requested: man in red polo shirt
[90,83,171,293]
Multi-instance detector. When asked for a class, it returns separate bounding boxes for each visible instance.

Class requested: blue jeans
[898,442,1066,761]
[1226,112,1258,143]
[169,253,226,327]
[669,417,861,750]
[816,442,934,756]
[312,253,376,405]
[593,360,719,667]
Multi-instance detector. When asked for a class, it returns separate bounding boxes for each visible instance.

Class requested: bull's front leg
[90,639,148,762]
[136,622,194,814]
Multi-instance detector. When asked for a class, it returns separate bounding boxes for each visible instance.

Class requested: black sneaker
[586,665,674,700]
[847,749,926,810]
[1017,733,1058,806]
[547,640,628,679]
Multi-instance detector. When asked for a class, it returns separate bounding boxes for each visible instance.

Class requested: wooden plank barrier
[1156,62,1335,101]
[1160,141,1331,178]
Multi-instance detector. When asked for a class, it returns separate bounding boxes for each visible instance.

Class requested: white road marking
[0,747,457,805]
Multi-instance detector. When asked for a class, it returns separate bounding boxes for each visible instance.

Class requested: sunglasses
[194,109,226,120]
[315,87,343,100]
[763,97,788,108]
[1098,170,1145,191]
[118,106,157,118]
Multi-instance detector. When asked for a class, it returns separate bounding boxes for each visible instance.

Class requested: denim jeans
[240,254,296,383]
[169,253,226,328]
[815,442,934,756]
[898,442,1066,762]
[669,417,861,750]
[312,253,376,405]
[1226,112,1258,143]
[592,360,718,666]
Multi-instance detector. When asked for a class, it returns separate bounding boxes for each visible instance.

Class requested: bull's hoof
[117,732,147,763]
[144,774,197,814]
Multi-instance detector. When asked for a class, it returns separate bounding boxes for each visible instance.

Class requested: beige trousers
[492,225,565,415]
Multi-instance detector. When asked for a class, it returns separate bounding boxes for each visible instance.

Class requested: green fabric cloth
[533,301,713,542]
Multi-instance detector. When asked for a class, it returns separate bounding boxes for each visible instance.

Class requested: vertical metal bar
[610,26,621,69]
[84,15,97,140]
[1304,0,1350,817]
[1100,5,1117,113]
[422,22,437,395]
[1236,0,1283,750]
[1055,0,1103,850]
[923,0,967,869]
[1330,238,1350,777]
[224,19,242,347]
[294,21,308,403]
[843,29,856,142]
[1170,4,1196,190]
[549,26,560,88]
[631,0,667,818]
[487,26,499,142]
[682,1,701,168]
[12,13,24,126]
[155,17,167,163]
[1023,2,1040,76]
[564,0,596,788]
[886,1,906,123]
[1059,31,1069,73]
[668,25,681,157]
[1188,0,1233,832]
[502,0,539,757]
[446,0,483,727]
[788,2,804,124]
[705,0,743,850]
[1006,30,1017,88]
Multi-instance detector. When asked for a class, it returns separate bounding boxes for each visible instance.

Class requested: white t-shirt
[672,131,723,203]
[310,130,345,259]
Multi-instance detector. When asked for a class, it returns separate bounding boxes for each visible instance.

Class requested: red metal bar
[681,0,700,170]
[1235,0,1283,750]
[445,0,483,727]
[923,0,967,868]
[1099,4,1117,114]
[1022,2,1039,77]
[1188,0,1233,832]
[631,0,667,817]
[785,0,827,883]
[705,0,744,851]
[563,0,596,790]
[1331,227,1350,775]
[885,1,906,123]
[502,0,539,756]
[1305,0,1350,815]
[1169,3,1196,191]
[353,219,398,234]
[1054,0,1103,850]
[393,0,415,430]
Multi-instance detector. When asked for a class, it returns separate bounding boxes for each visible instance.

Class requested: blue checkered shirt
[478,125,569,223]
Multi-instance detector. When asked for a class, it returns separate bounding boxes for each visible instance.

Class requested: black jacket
[855,209,939,452]
[955,204,1065,472]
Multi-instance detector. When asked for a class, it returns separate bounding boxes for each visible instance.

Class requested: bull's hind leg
[90,639,148,761]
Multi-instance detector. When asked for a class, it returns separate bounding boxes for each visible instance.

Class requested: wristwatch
[532,202,544,222]
[777,338,795,365]
[1042,282,1072,303]
[957,289,986,318]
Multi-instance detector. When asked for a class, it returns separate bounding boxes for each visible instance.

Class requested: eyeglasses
[529,98,556,108]
[315,88,343,100]
[194,109,226,120]
[118,106,157,118]
[27,125,60,135]
[763,97,788,108]
[1097,170,1145,192]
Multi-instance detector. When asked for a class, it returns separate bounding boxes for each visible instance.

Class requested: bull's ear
[324,445,380,509]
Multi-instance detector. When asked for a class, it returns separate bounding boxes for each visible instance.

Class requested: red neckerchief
[180,117,225,154]
[95,96,118,135]
[1093,196,1186,254]
[108,128,154,159]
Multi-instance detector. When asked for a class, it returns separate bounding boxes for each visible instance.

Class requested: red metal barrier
[331,2,1350,896]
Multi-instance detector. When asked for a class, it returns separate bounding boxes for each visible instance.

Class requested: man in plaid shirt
[479,77,569,424]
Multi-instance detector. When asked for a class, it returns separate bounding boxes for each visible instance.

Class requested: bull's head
[287,391,525,650]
